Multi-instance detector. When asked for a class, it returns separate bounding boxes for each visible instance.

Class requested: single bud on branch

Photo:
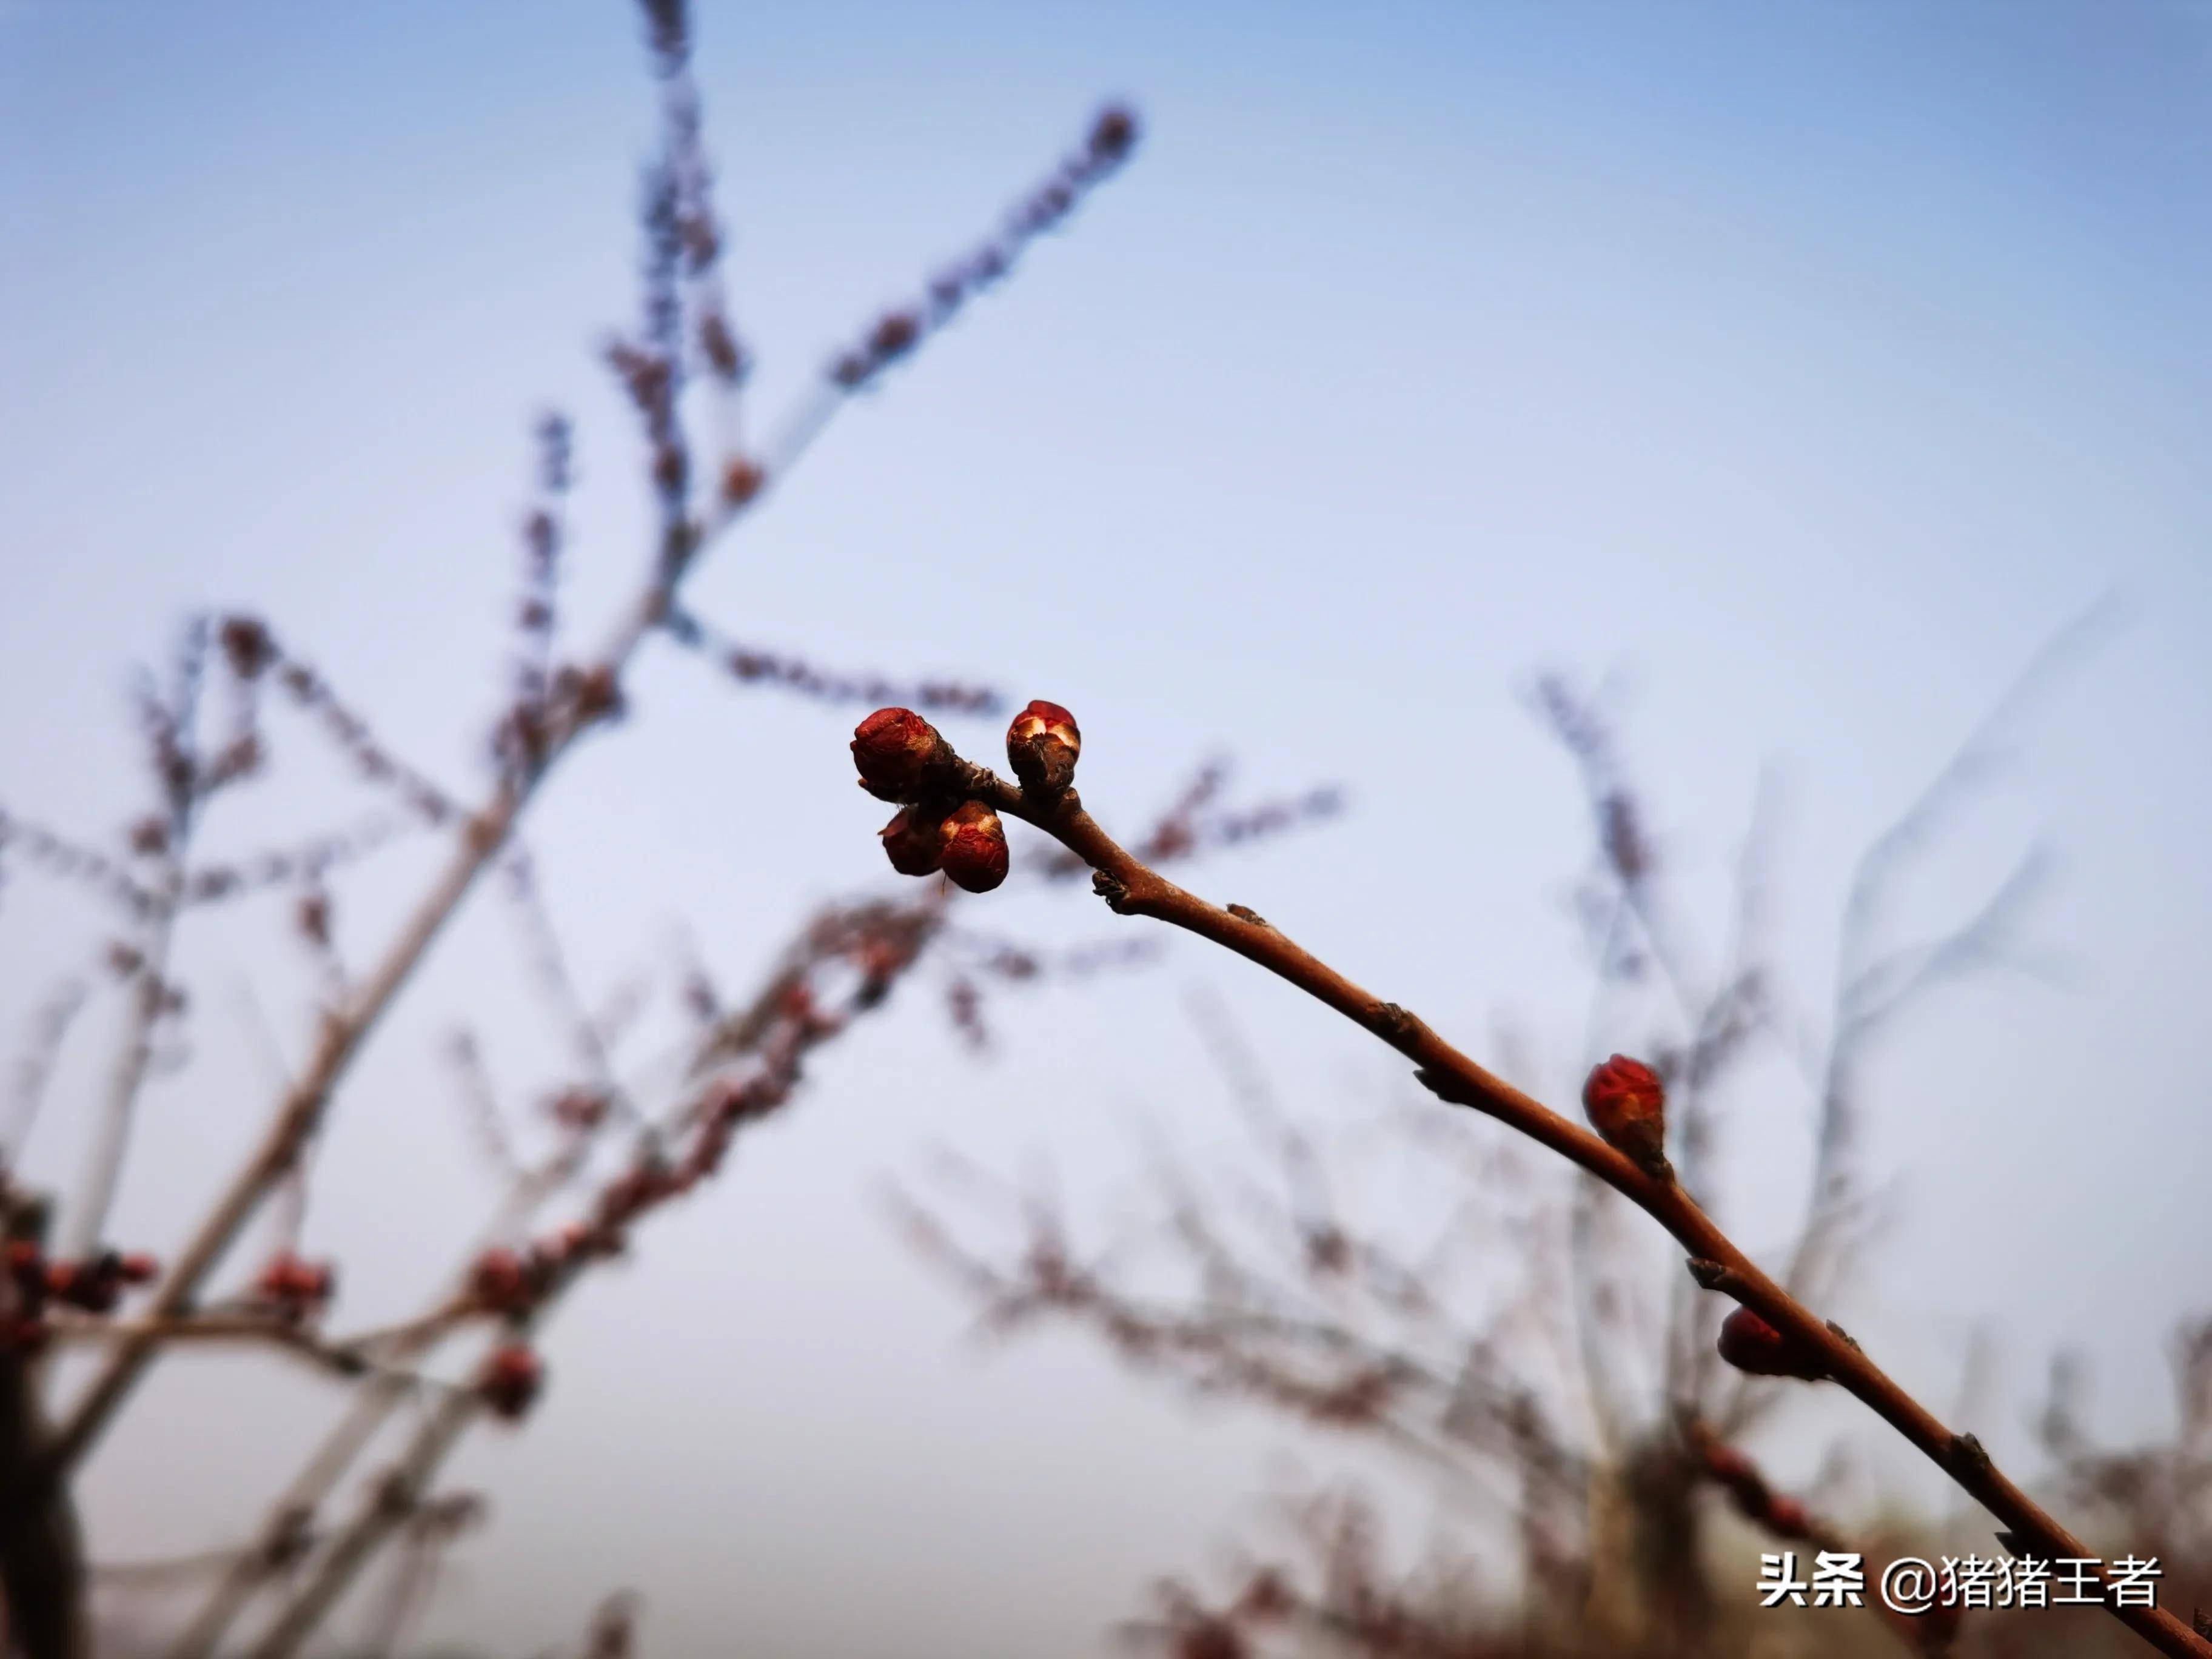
[1581,1054,1671,1179]
[1005,699,1081,799]
[879,806,946,877]
[851,707,950,802]
[477,1342,545,1422]
[252,1253,337,1323]
[939,801,1010,893]
[1717,1305,1828,1381]
[469,1248,537,1317]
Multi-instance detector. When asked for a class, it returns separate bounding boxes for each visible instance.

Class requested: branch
[663,605,1000,717]
[69,622,213,1261]
[44,1313,460,1396]
[843,708,2211,1659]
[46,76,1141,1474]
[1684,1416,1959,1655]
[1785,602,2111,1308]
[169,891,947,1659]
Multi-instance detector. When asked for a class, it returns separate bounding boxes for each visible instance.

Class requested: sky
[3,1,2211,1654]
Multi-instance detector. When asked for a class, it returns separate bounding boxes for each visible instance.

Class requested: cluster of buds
[477,1342,544,1422]
[1716,1305,1828,1382]
[250,1252,337,1324]
[41,1248,160,1314]
[4,1243,159,1350]
[1581,1053,1672,1180]
[853,700,1083,895]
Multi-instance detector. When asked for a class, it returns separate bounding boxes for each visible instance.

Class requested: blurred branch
[663,605,1000,717]
[44,30,1143,1495]
[68,621,213,1261]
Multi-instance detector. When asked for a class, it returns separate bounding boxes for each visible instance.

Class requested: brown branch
[2,979,91,1164]
[44,1312,461,1395]
[662,605,1000,716]
[0,809,153,919]
[169,891,946,1658]
[156,1138,593,1659]
[67,631,215,1261]
[244,1383,480,1659]
[1684,1416,1959,1655]
[854,720,2211,1659]
[66,899,182,1262]
[48,76,1133,1464]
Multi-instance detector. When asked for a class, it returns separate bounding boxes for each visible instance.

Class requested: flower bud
[470,1247,537,1316]
[938,801,1010,893]
[1765,1496,1810,1537]
[1581,1054,1669,1178]
[253,1253,335,1321]
[1717,1305,1826,1381]
[851,707,949,802]
[1005,699,1081,798]
[44,1261,106,1313]
[478,1343,544,1421]
[719,456,764,506]
[879,806,945,877]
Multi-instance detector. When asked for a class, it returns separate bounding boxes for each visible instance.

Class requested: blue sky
[4,2,2210,1654]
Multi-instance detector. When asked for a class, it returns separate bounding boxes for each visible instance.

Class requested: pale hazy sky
[4,2,2210,1655]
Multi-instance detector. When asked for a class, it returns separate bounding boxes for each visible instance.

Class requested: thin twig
[863,722,2210,1659]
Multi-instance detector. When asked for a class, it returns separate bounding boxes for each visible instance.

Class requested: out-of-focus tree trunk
[1581,1437,1709,1658]
[0,1200,85,1659]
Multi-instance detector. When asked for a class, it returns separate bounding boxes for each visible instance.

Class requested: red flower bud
[938,801,1010,893]
[850,707,949,802]
[719,456,764,506]
[254,1253,335,1320]
[879,806,945,877]
[218,615,275,679]
[117,1252,159,1285]
[1717,1305,1826,1381]
[470,1248,536,1316]
[1765,1496,1810,1537]
[478,1342,544,1421]
[1088,106,1138,164]
[867,310,920,363]
[1005,699,1081,798]
[1581,1054,1670,1178]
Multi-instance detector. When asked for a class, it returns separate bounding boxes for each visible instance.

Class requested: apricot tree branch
[843,706,2211,1659]
[43,87,1141,1489]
